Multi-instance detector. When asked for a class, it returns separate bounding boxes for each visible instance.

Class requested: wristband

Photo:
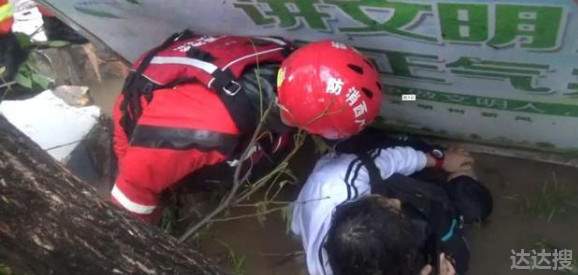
[434,157,444,170]
[429,148,445,170]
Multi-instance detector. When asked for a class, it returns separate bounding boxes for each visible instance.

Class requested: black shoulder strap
[356,151,386,195]
[209,68,258,134]
[120,30,195,137]
[119,30,258,139]
[358,152,449,207]
[358,149,459,228]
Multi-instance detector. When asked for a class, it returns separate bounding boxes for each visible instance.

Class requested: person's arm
[290,153,371,275]
[373,146,429,179]
[291,154,361,235]
[373,145,476,179]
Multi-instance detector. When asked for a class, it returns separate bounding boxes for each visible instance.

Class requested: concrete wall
[38,0,578,153]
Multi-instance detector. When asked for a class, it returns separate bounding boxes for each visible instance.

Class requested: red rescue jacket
[111,31,291,221]
[0,0,13,35]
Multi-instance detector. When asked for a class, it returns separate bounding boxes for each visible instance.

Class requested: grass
[523,172,578,222]
[216,240,248,275]
[230,253,247,275]
[0,264,11,275]
[160,206,178,235]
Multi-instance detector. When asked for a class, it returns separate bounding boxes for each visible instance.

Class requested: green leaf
[46,40,71,48]
[13,58,54,92]
[15,71,33,89]
[13,32,32,49]
[0,263,12,275]
[30,73,53,90]
[74,7,123,19]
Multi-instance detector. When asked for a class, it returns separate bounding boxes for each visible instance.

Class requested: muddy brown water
[91,79,578,275]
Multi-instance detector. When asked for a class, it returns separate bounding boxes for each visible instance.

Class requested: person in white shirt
[291,132,492,275]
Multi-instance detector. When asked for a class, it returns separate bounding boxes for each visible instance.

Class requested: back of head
[325,196,426,275]
[446,176,493,224]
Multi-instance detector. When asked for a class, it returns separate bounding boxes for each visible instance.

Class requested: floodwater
[90,78,578,275]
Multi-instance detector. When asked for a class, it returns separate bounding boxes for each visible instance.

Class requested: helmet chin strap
[238,63,294,134]
[263,103,294,134]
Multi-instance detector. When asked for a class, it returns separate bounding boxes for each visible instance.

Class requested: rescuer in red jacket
[111,31,384,222]
[0,0,12,35]
[0,0,27,98]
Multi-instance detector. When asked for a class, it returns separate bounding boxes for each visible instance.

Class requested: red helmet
[277,40,382,139]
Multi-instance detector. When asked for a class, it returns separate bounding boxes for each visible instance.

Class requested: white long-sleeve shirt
[291,147,428,275]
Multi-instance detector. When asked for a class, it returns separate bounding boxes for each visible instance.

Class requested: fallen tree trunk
[0,115,224,275]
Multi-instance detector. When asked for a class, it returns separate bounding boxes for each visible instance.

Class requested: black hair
[325,196,426,275]
[445,176,493,224]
